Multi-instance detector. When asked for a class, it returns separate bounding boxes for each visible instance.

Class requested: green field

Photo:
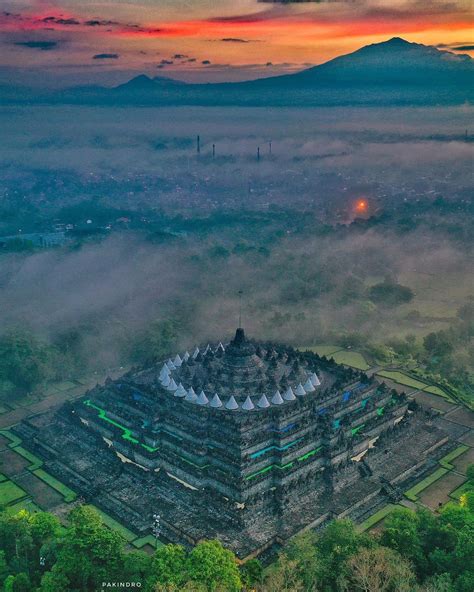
[449,480,473,501]
[331,351,370,371]
[302,345,342,357]
[438,445,470,469]
[91,506,138,542]
[376,370,430,391]
[0,430,22,448]
[404,468,449,502]
[0,480,27,506]
[7,499,41,514]
[300,346,370,370]
[423,385,455,401]
[33,469,77,502]
[13,446,43,470]
[357,504,398,532]
[132,534,164,549]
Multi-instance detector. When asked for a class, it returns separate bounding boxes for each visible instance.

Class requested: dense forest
[0,465,473,592]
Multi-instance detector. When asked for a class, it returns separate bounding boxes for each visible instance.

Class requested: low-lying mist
[1,225,471,370]
[0,104,472,373]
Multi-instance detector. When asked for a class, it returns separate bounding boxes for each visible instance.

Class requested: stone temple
[14,328,452,558]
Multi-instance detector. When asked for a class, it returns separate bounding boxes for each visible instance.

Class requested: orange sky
[0,1,472,85]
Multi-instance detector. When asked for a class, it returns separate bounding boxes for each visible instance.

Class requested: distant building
[0,231,68,248]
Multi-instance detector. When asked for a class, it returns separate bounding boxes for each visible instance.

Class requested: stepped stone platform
[13,328,452,558]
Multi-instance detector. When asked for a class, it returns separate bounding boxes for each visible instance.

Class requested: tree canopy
[0,484,473,592]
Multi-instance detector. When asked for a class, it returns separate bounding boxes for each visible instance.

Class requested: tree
[423,332,454,358]
[260,554,304,592]
[422,573,455,592]
[0,550,8,587]
[37,568,70,592]
[52,505,125,591]
[347,547,416,592]
[465,464,474,483]
[131,320,178,363]
[240,559,263,589]
[459,491,474,512]
[315,519,373,589]
[0,330,59,394]
[0,510,32,575]
[284,531,320,591]
[10,572,31,592]
[155,583,207,592]
[368,282,414,307]
[150,544,187,588]
[380,508,424,574]
[28,512,61,545]
[122,550,153,584]
[186,540,241,592]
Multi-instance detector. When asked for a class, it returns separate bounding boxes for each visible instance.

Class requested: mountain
[250,37,473,87]
[2,38,472,106]
[115,74,187,91]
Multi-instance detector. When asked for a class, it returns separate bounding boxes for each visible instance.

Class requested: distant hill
[2,38,473,106]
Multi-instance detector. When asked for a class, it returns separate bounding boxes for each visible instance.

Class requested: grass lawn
[132,534,164,549]
[0,480,27,506]
[423,385,455,402]
[376,371,430,391]
[7,395,41,409]
[7,499,41,514]
[404,468,449,502]
[301,345,342,357]
[357,504,398,532]
[419,471,467,510]
[300,346,370,370]
[0,430,22,448]
[331,350,370,371]
[13,447,43,470]
[438,445,470,469]
[33,469,77,502]
[54,381,78,392]
[449,480,473,501]
[91,506,137,542]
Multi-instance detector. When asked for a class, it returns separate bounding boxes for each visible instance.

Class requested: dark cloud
[258,0,347,2]
[85,20,119,27]
[436,42,474,51]
[1,11,164,36]
[221,38,250,43]
[93,53,119,60]
[187,58,197,63]
[13,41,58,51]
[173,54,188,59]
[207,11,273,24]
[42,16,79,26]
[160,59,174,65]
[202,60,211,65]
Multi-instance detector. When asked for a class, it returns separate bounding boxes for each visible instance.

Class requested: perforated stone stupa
[14,328,452,558]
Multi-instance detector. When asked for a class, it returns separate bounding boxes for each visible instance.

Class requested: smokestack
[197,135,201,154]
[212,144,215,158]
[257,146,260,162]
[269,141,272,155]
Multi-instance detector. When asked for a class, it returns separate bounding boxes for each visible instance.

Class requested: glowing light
[355,199,368,213]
